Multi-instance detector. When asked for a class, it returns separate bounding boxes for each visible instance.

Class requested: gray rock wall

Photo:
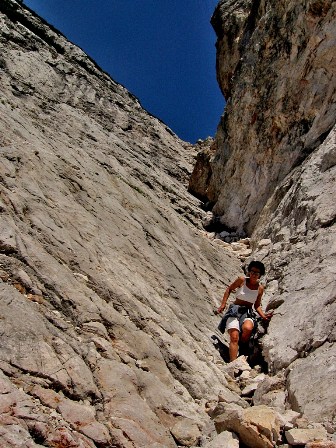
[252,125,336,423]
[1,0,335,444]
[190,0,336,426]
[0,1,242,446]
[191,0,335,234]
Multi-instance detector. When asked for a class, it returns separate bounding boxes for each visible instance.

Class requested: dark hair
[247,260,265,276]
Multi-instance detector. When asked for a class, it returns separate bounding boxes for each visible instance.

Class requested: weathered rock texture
[0,1,243,446]
[191,0,335,233]
[205,360,335,447]
[2,0,336,445]
[189,0,336,427]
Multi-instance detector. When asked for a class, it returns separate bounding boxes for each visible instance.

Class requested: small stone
[253,365,262,373]
[26,293,44,304]
[223,356,251,378]
[230,242,245,252]
[238,238,250,245]
[285,428,328,445]
[0,270,10,282]
[202,213,214,228]
[306,442,336,448]
[277,410,301,430]
[323,421,335,434]
[204,430,239,448]
[207,232,216,240]
[170,419,201,447]
[241,383,258,396]
[13,282,26,294]
[257,239,272,248]
[219,230,230,238]
[239,248,253,257]
[239,370,251,380]
[296,416,310,429]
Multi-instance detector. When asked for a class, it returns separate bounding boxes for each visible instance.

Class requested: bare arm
[254,285,273,320]
[217,277,244,313]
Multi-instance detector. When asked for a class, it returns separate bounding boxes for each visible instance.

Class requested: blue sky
[23,0,224,143]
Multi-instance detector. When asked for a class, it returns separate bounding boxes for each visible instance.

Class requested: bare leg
[228,329,239,361]
[241,320,254,343]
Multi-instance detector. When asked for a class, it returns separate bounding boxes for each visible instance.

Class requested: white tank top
[236,278,259,304]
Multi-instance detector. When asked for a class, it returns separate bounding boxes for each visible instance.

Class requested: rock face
[191,0,335,234]
[189,0,336,427]
[1,0,336,445]
[0,1,243,446]
[253,127,336,423]
[205,360,334,448]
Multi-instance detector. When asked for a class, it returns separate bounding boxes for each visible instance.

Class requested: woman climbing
[217,261,273,362]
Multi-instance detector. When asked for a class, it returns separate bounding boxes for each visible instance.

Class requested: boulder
[306,442,336,448]
[253,372,287,412]
[223,356,251,378]
[285,343,336,423]
[170,418,201,447]
[204,430,239,448]
[214,403,282,448]
[285,428,328,446]
[218,388,250,409]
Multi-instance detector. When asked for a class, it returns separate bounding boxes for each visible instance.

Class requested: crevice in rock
[202,215,248,241]
[293,125,334,170]
[27,425,47,446]
[7,361,88,402]
[320,214,336,228]
[240,0,262,51]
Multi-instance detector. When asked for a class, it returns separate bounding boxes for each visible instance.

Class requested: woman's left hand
[263,310,274,320]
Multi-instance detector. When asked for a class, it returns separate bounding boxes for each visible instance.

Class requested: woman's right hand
[217,304,225,314]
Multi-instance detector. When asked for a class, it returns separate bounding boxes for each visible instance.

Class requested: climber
[217,261,273,362]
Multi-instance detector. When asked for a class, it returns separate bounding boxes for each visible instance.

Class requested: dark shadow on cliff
[211,334,230,363]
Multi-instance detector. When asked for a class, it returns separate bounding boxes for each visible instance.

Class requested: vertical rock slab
[0,0,243,446]
[189,0,336,427]
[253,127,336,423]
[191,0,336,234]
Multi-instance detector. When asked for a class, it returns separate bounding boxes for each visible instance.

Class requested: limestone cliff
[191,0,335,234]
[190,0,336,427]
[0,1,242,446]
[1,0,336,446]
